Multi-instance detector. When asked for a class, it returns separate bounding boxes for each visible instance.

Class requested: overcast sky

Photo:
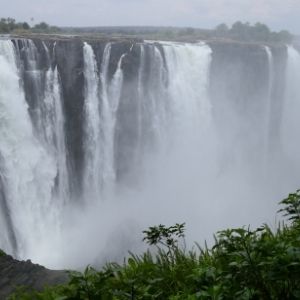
[1,0,300,34]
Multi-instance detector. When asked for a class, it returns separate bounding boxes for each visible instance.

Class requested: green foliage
[22,22,30,30]
[34,22,49,30]
[0,17,61,34]
[0,248,5,256]
[31,22,61,33]
[143,223,185,254]
[0,18,27,33]
[10,190,300,299]
[214,21,293,43]
[279,189,300,223]
[215,23,229,37]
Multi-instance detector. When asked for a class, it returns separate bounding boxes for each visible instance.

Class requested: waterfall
[15,39,45,132]
[99,43,118,192]
[135,45,145,163]
[82,42,102,200]
[137,42,213,177]
[43,66,69,204]
[108,54,126,112]
[0,40,58,261]
[83,42,125,199]
[105,52,126,179]
[0,37,300,269]
[141,42,217,211]
[162,43,212,143]
[281,46,300,169]
[144,45,169,149]
[263,46,274,169]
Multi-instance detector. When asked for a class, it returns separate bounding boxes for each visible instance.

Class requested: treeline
[140,22,293,43]
[0,18,293,43]
[0,18,61,34]
[63,22,293,44]
[214,21,293,43]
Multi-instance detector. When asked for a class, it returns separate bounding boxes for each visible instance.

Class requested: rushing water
[0,40,58,262]
[0,39,299,268]
[83,42,102,200]
[281,46,300,176]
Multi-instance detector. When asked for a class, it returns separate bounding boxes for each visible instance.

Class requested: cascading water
[83,42,102,200]
[162,43,212,143]
[281,46,300,180]
[99,43,116,192]
[101,50,125,192]
[0,37,299,269]
[43,66,69,204]
[82,42,125,200]
[263,46,274,171]
[0,40,58,262]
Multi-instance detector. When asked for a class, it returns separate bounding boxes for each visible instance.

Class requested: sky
[1,0,300,34]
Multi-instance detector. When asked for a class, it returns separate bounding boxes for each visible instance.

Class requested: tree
[0,19,9,33]
[276,30,293,43]
[22,22,30,30]
[6,17,16,31]
[215,23,229,37]
[252,22,271,41]
[143,223,185,255]
[230,21,251,41]
[34,22,49,30]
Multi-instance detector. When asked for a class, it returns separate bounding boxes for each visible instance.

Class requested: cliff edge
[0,253,68,299]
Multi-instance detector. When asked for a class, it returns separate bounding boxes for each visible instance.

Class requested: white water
[83,42,102,200]
[101,47,125,192]
[162,43,212,143]
[0,40,59,262]
[264,46,274,168]
[135,45,145,164]
[281,46,300,179]
[99,43,115,192]
[135,43,222,244]
[83,42,125,200]
[43,66,69,204]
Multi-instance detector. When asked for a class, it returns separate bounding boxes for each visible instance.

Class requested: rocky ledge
[0,253,68,299]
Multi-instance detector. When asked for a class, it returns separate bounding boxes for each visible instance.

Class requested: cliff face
[208,41,287,158]
[0,253,68,299]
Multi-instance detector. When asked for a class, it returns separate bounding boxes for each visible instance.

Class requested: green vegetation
[214,21,293,43]
[0,249,5,257]
[0,18,61,34]
[0,17,292,43]
[10,190,300,299]
[62,22,293,44]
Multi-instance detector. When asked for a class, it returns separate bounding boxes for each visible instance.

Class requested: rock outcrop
[0,253,68,299]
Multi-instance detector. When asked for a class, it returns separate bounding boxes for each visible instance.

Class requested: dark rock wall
[9,37,289,191]
[0,253,68,299]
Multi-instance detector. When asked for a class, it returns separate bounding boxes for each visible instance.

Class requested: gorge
[0,35,299,269]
